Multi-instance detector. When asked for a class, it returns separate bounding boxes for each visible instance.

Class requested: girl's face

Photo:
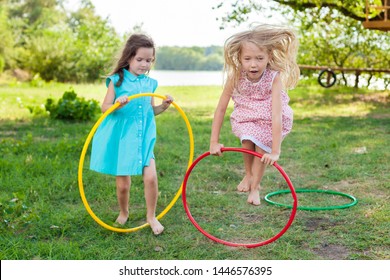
[240,41,270,82]
[128,47,154,76]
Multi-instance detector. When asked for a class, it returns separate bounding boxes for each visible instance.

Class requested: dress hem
[240,136,272,153]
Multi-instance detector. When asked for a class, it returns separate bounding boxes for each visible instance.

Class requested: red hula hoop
[182,147,298,248]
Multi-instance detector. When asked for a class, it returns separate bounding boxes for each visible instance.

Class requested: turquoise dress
[90,69,158,176]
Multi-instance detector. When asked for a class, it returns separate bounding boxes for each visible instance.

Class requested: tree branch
[272,0,367,21]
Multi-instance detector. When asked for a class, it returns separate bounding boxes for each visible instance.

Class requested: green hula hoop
[264,189,358,211]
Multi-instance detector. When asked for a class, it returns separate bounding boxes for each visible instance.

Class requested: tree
[215,0,385,26]
[0,2,14,71]
[215,0,390,88]
[1,0,122,82]
[295,8,389,87]
[2,0,65,72]
[66,0,121,82]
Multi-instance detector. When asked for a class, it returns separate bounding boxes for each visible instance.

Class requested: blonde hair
[224,24,300,90]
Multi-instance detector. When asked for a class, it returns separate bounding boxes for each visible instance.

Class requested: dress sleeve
[270,70,279,85]
[106,74,119,88]
[152,79,158,93]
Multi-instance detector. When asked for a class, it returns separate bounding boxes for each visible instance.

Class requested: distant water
[149,70,225,86]
[150,70,387,89]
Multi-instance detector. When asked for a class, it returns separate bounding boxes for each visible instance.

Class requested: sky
[65,0,285,47]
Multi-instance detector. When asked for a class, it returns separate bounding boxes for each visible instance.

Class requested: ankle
[120,210,129,216]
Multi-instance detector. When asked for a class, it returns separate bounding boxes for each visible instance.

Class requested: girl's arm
[262,73,283,165]
[101,81,128,113]
[153,95,174,116]
[210,80,233,156]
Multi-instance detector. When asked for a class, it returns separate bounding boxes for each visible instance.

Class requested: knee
[116,177,130,193]
[144,173,158,187]
[117,184,129,195]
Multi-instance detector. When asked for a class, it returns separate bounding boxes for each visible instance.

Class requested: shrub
[45,88,100,121]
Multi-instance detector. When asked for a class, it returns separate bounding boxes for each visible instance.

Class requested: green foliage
[29,73,45,88]
[0,56,4,73]
[215,0,390,88]
[26,104,48,117]
[0,2,14,70]
[22,29,76,82]
[215,0,384,25]
[292,6,389,87]
[66,0,121,82]
[2,0,120,83]
[44,88,100,121]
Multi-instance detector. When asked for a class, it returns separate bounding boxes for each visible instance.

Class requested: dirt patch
[304,217,353,259]
[304,217,339,231]
[312,243,350,260]
[239,213,264,223]
[369,113,390,119]
[352,92,389,104]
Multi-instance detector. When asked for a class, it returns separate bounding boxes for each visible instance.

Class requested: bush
[45,88,100,121]
[27,104,48,117]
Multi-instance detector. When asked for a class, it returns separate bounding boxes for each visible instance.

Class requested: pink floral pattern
[230,68,293,153]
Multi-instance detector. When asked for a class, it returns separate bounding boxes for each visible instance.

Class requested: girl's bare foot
[115,212,129,225]
[247,188,261,206]
[148,218,164,235]
[237,175,251,192]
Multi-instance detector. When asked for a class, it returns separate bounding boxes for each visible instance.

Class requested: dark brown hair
[109,34,155,87]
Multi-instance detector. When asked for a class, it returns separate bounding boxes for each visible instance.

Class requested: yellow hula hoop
[78,93,194,233]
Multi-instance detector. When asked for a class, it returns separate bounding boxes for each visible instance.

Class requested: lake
[149,70,387,89]
[149,70,225,86]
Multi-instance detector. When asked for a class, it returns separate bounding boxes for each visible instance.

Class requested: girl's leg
[143,159,164,235]
[115,176,131,224]
[247,146,267,206]
[237,140,255,192]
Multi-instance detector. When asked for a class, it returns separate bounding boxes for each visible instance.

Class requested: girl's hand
[210,142,224,156]
[115,95,129,108]
[261,152,280,166]
[162,95,174,110]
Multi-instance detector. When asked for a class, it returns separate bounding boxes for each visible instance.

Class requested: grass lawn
[0,81,389,260]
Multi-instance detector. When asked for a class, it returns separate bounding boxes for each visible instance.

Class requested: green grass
[0,81,389,260]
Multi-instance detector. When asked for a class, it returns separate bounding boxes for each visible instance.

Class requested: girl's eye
[136,58,153,63]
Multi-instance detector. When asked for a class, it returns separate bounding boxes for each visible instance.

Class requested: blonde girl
[210,24,300,205]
